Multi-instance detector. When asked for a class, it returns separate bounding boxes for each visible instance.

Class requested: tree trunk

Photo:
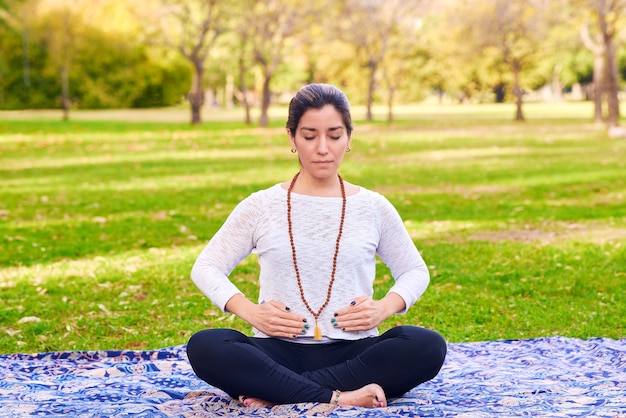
[60,64,70,121]
[604,36,620,127]
[512,65,524,121]
[552,65,562,102]
[238,57,251,125]
[579,22,604,123]
[187,59,205,125]
[494,83,506,103]
[593,52,605,123]
[366,61,377,121]
[259,72,271,127]
[386,87,395,124]
[225,73,234,109]
[22,23,31,106]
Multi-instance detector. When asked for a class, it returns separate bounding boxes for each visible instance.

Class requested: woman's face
[289,105,351,180]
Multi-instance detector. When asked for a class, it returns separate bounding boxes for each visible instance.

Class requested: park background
[0,0,625,355]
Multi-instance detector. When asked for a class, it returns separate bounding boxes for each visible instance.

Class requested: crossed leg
[187,326,446,408]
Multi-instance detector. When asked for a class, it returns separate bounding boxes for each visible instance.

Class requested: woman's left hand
[332,296,385,332]
[332,293,406,332]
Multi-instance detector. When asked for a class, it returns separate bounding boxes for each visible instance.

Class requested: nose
[317,136,329,154]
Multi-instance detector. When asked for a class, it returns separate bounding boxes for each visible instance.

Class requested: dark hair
[286,84,353,137]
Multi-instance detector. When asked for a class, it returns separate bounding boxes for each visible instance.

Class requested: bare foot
[332,383,387,408]
[238,395,273,408]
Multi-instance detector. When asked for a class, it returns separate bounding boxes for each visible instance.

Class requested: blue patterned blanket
[0,337,624,417]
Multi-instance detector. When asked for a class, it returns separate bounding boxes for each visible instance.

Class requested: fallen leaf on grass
[98,304,112,315]
[17,316,42,324]
[0,280,16,288]
[152,211,168,220]
[134,292,148,301]
[5,235,25,241]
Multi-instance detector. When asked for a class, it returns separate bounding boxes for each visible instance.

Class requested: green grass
[1,101,625,354]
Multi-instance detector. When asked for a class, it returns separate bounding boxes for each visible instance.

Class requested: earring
[346,147,351,152]
[291,148,297,153]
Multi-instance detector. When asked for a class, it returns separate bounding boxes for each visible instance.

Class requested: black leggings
[186,325,447,404]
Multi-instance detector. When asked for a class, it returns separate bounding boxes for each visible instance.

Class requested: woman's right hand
[251,301,309,338]
[225,294,308,339]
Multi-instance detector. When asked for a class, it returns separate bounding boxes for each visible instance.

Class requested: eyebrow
[300,126,344,132]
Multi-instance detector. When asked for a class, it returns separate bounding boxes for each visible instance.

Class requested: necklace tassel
[314,322,322,340]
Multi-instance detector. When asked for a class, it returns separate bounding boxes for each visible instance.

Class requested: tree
[247,0,313,127]
[337,0,420,121]
[32,0,145,117]
[581,19,607,122]
[228,0,259,125]
[444,0,551,120]
[579,0,626,127]
[380,6,432,123]
[8,0,189,111]
[37,2,83,120]
[0,0,33,107]
[534,2,589,103]
[594,0,625,128]
[145,0,226,125]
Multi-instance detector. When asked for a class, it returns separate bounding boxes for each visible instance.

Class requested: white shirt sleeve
[373,193,430,313]
[190,193,261,312]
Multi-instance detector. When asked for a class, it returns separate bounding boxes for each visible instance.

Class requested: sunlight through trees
[1,0,626,128]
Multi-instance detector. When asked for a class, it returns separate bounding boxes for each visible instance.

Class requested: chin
[310,169,338,178]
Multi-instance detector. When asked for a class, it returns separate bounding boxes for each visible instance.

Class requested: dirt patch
[377,184,511,197]
[468,222,626,244]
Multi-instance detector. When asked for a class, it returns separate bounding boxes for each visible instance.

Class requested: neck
[290,171,342,197]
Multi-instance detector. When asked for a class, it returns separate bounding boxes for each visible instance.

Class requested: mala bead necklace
[287,171,346,340]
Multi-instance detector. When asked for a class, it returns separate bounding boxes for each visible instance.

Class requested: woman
[187,83,446,409]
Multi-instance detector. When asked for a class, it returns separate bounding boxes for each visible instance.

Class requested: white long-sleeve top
[191,183,429,342]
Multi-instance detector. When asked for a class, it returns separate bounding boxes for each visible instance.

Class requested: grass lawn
[0,101,625,354]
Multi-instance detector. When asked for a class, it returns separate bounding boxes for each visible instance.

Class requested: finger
[266,301,308,323]
[334,296,370,316]
[334,311,370,324]
[268,320,310,337]
[267,301,289,312]
[333,316,377,332]
[268,315,309,330]
[351,296,369,306]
